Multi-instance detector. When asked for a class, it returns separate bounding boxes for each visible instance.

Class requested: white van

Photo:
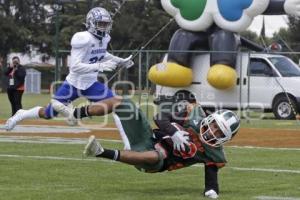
[155,53,300,119]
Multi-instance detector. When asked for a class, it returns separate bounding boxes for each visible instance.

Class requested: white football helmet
[200,110,240,147]
[86,7,112,38]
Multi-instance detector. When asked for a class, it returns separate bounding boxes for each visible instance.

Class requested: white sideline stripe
[0,124,117,131]
[256,196,300,200]
[0,125,91,133]
[0,136,300,151]
[229,167,300,174]
[0,136,122,144]
[0,154,114,163]
[0,154,300,174]
[228,146,300,151]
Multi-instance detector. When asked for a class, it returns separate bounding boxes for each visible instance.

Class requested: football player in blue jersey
[5,7,133,130]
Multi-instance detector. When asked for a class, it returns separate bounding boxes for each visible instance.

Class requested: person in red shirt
[5,56,26,116]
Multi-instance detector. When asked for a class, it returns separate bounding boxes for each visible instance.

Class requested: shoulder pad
[71,31,91,48]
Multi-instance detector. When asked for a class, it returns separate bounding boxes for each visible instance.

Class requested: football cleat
[5,109,26,131]
[204,189,219,199]
[83,135,104,157]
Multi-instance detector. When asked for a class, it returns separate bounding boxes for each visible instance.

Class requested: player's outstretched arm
[105,52,134,69]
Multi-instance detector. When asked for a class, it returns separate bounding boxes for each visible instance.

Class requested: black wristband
[74,106,90,119]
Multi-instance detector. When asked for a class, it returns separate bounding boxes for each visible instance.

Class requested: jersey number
[173,142,197,159]
[89,56,104,64]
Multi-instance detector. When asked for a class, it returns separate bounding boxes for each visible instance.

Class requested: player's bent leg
[48,81,79,123]
[51,99,73,117]
[82,99,163,172]
[5,106,43,131]
[88,96,123,116]
[83,135,120,161]
[83,135,164,172]
[119,150,160,166]
[77,81,122,117]
[71,96,123,120]
[50,99,77,125]
[114,98,154,151]
[43,103,59,119]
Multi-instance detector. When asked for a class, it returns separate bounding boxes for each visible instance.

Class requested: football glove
[98,60,118,72]
[171,130,190,152]
[118,55,134,69]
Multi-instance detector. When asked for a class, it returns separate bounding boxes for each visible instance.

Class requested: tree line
[1,0,300,62]
[0,0,177,64]
[0,0,300,86]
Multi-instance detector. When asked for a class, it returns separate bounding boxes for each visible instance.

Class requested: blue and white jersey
[66,31,111,90]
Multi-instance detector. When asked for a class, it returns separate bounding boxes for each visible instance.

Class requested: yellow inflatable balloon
[207,64,237,90]
[150,0,300,90]
[148,62,193,87]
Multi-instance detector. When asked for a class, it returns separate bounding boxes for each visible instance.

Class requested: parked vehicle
[155,53,300,119]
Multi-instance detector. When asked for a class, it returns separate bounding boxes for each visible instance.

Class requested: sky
[247,15,289,37]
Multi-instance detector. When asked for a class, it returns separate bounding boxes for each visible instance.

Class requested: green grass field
[0,93,300,200]
[0,93,155,124]
[0,139,299,200]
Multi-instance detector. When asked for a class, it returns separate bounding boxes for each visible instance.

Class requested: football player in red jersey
[83,92,240,199]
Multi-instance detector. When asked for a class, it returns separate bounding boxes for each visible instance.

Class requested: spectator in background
[0,58,2,93]
[5,56,26,116]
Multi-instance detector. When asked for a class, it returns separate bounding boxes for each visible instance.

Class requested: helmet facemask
[95,21,111,33]
[200,110,240,147]
[86,7,112,39]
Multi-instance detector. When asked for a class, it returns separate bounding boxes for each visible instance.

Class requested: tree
[0,0,179,89]
[287,16,300,52]
[272,27,293,52]
[240,30,260,44]
[110,0,177,51]
[107,0,177,87]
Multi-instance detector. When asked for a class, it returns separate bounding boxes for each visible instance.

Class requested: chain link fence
[54,50,300,120]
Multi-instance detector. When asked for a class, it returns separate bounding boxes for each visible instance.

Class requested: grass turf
[0,140,299,200]
[0,93,300,199]
[1,93,300,129]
